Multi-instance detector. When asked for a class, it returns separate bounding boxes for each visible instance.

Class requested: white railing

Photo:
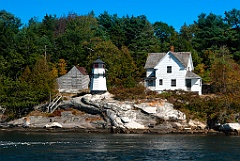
[46,95,62,113]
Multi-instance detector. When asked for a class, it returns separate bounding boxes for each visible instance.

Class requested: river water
[0,131,239,161]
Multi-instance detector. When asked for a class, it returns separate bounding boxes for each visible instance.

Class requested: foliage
[109,84,159,101]
[57,58,67,76]
[153,21,176,51]
[210,46,240,94]
[0,56,57,117]
[86,40,138,87]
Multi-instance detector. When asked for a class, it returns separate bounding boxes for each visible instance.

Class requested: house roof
[185,71,201,78]
[144,52,191,69]
[144,53,166,69]
[75,66,88,75]
[170,52,190,68]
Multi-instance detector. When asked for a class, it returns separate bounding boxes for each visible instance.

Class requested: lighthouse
[90,58,107,94]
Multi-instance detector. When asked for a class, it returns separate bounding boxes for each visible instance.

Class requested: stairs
[46,95,63,113]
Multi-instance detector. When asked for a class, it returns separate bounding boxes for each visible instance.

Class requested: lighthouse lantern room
[90,58,107,94]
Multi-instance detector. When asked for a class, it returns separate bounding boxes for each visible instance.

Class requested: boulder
[219,123,240,132]
[135,101,186,121]
[124,121,146,129]
[44,122,63,128]
[23,117,30,127]
[188,119,206,129]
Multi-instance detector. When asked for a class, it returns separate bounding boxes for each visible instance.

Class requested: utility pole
[44,45,47,60]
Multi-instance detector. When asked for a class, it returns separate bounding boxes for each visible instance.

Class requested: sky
[1,0,240,31]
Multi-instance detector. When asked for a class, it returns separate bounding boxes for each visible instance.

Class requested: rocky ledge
[1,92,223,134]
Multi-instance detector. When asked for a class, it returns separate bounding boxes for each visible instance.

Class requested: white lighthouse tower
[90,58,107,94]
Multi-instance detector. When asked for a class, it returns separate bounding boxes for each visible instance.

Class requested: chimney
[170,46,174,52]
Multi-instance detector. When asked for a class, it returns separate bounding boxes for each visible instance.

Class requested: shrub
[109,84,161,101]
[48,109,64,117]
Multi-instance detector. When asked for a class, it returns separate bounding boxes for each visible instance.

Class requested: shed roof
[75,66,88,75]
[144,52,191,69]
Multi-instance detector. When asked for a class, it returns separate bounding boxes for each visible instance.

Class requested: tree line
[0,9,240,116]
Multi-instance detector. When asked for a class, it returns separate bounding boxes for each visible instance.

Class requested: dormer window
[149,70,156,77]
[167,66,172,73]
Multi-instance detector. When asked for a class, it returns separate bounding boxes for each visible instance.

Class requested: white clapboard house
[57,66,90,93]
[144,51,202,95]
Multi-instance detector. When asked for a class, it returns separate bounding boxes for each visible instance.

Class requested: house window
[159,79,163,85]
[171,79,176,87]
[167,66,172,73]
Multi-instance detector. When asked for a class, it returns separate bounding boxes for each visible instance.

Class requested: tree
[29,56,57,102]
[178,23,198,51]
[55,12,99,66]
[98,12,126,48]
[0,10,24,78]
[224,8,240,29]
[193,13,229,52]
[39,14,57,39]
[19,65,31,82]
[119,46,138,87]
[124,15,159,77]
[97,11,112,40]
[58,58,67,76]
[191,12,232,73]
[224,9,240,60]
[153,21,176,51]
[211,46,240,94]
[108,14,126,48]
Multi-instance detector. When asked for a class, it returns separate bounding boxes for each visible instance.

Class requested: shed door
[71,79,77,88]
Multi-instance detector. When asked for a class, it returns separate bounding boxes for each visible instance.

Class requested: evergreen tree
[153,21,176,51]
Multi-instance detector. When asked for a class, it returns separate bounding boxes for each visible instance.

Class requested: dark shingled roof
[170,52,190,68]
[76,66,88,75]
[185,71,201,78]
[144,52,191,69]
[144,53,166,69]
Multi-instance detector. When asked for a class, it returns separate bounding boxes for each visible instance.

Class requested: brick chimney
[170,46,174,52]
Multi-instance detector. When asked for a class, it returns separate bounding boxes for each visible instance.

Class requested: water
[0,131,240,161]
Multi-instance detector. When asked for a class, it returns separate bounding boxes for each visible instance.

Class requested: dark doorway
[186,79,191,90]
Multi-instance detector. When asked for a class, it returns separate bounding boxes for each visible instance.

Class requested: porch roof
[145,77,157,80]
[185,71,201,78]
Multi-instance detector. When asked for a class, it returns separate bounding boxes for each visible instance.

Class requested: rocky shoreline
[0,126,225,136]
[1,92,239,135]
